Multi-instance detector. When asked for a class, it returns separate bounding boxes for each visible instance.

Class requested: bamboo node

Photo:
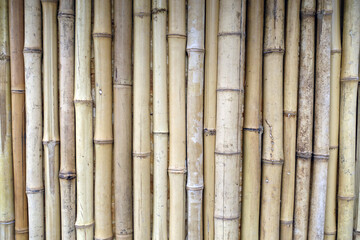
[168,167,187,174]
[354,230,360,235]
[243,127,263,133]
[94,139,114,144]
[133,152,151,158]
[11,89,25,93]
[329,145,338,150]
[113,83,132,87]
[296,151,312,159]
[41,0,58,2]
[216,88,240,92]
[23,47,42,54]
[167,33,186,39]
[26,187,45,194]
[153,131,169,135]
[0,54,10,60]
[337,195,355,201]
[341,77,359,82]
[280,220,293,225]
[263,48,285,54]
[93,33,112,39]
[312,153,329,160]
[0,220,15,225]
[75,221,95,229]
[215,151,241,156]
[187,48,205,53]
[58,11,75,19]
[43,140,60,145]
[300,10,316,17]
[204,128,216,136]
[94,237,113,240]
[74,99,93,105]
[213,215,240,220]
[262,158,284,165]
[218,32,245,38]
[317,10,333,16]
[283,111,297,117]
[324,231,336,235]
[15,228,29,234]
[116,232,134,237]
[186,184,204,191]
[331,49,341,54]
[134,12,151,18]
[59,171,76,180]
[152,8,167,14]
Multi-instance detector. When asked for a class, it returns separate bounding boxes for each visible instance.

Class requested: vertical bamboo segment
[355,69,360,240]
[168,0,186,239]
[93,1,113,239]
[113,0,133,239]
[0,0,15,238]
[9,0,28,238]
[324,0,341,238]
[214,0,242,238]
[260,0,285,239]
[74,0,94,239]
[203,0,219,239]
[241,0,263,239]
[336,0,360,238]
[152,0,167,239]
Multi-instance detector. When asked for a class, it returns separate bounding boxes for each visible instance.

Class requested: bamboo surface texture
[356,62,360,240]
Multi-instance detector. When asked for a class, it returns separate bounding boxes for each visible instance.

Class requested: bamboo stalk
[93,1,113,239]
[168,0,186,239]
[0,0,15,238]
[336,0,360,239]
[260,0,285,239]
[9,0,28,238]
[74,0,94,239]
[355,66,360,240]
[152,0,167,239]
[214,0,242,238]
[113,0,133,239]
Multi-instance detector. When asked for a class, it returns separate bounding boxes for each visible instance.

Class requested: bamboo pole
[93,1,113,239]
[9,0,28,238]
[74,0,94,239]
[324,0,341,238]
[214,0,242,238]
[0,0,15,238]
[260,0,285,239]
[168,0,186,239]
[336,0,360,238]
[152,0,167,239]
[113,0,133,239]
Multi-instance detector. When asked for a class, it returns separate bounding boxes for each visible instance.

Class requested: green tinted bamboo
[42,1,60,239]
[241,0,263,239]
[324,0,341,238]
[152,0,167,239]
[9,0,28,238]
[337,0,360,238]
[0,0,15,238]
[93,1,113,239]
[214,0,242,238]
[113,0,133,239]
[260,0,285,239]
[293,1,316,239]
[168,0,186,239]
[74,0,94,238]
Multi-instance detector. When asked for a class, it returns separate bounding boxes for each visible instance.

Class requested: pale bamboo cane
[152,0,167,239]
[324,0,341,238]
[0,0,15,238]
[355,64,360,240]
[74,0,94,239]
[260,0,285,239]
[113,0,133,239]
[241,0,263,239]
[9,0,28,238]
[214,0,242,238]
[293,1,316,239]
[336,0,360,239]
[93,1,113,239]
[168,0,186,239]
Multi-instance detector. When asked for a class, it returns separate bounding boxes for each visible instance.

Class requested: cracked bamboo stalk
[9,0,28,238]
[74,0,94,239]
[113,0,133,239]
[293,1,316,239]
[168,0,186,239]
[241,0,263,239]
[260,0,285,239]
[0,0,15,238]
[336,0,360,238]
[152,0,167,239]
[355,62,360,240]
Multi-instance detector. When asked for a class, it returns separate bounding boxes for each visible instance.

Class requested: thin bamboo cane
[324,0,341,238]
[152,0,167,239]
[74,0,94,239]
[203,0,219,239]
[0,0,15,238]
[260,0,285,239]
[93,1,113,239]
[336,0,360,238]
[214,0,242,238]
[280,1,301,239]
[113,0,133,239]
[9,0,28,238]
[241,0,263,239]
[168,0,186,239]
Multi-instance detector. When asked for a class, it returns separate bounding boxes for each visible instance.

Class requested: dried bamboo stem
[355,66,360,240]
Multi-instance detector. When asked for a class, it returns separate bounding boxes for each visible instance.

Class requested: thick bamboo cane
[203,0,219,239]
[168,0,186,239]
[152,0,167,239]
[74,0,94,239]
[0,0,15,238]
[336,0,360,238]
[9,1,28,238]
[113,0,133,239]
[93,1,113,239]
[324,0,341,238]
[293,1,316,239]
[280,1,301,239]
[241,0,263,239]
[214,0,242,238]
[260,0,285,239]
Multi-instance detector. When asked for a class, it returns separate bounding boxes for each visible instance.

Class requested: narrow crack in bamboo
[355,65,360,240]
